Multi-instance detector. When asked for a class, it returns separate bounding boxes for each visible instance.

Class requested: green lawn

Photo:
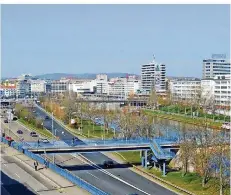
[144,110,222,130]
[146,169,229,195]
[19,119,53,139]
[69,119,115,139]
[117,151,141,164]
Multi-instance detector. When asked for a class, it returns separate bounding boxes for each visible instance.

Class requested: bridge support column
[53,154,55,164]
[141,157,145,167]
[144,150,148,169]
[162,162,166,177]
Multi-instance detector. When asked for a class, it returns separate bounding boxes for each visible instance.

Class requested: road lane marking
[87,172,100,180]
[76,154,151,195]
[15,173,20,178]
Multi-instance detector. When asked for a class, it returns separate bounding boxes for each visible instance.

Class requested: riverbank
[144,109,223,130]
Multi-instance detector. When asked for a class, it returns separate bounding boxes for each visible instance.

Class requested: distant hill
[35,73,139,80]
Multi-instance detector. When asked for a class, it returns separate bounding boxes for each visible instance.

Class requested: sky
[1,4,230,78]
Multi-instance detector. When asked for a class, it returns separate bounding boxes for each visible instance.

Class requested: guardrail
[0,137,109,195]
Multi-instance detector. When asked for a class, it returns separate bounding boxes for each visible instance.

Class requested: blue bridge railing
[1,137,109,195]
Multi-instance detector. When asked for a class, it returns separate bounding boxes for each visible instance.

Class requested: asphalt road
[1,145,50,195]
[32,104,176,195]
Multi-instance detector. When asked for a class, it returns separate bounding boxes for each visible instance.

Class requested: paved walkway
[1,143,89,195]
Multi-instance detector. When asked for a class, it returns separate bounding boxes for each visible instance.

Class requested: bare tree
[212,132,230,195]
[193,122,215,187]
[148,83,158,110]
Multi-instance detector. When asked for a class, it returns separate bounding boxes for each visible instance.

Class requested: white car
[41,139,49,143]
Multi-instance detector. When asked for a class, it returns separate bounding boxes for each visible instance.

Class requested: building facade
[108,76,141,98]
[169,78,201,101]
[202,54,230,79]
[214,75,231,109]
[16,80,31,98]
[0,85,16,98]
[69,80,96,94]
[141,58,166,93]
[51,80,69,93]
[30,80,46,93]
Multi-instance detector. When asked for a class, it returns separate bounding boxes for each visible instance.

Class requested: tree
[212,133,230,195]
[15,104,24,118]
[61,96,76,124]
[148,84,158,110]
[193,122,215,187]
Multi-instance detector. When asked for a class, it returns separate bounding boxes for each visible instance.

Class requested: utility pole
[52,111,55,164]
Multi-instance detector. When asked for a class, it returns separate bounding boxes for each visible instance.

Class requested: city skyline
[2,4,230,78]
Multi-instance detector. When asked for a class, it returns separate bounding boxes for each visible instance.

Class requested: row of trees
[179,122,230,194]
[147,88,230,122]
[15,104,43,129]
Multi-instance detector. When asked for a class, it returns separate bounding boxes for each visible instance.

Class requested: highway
[32,105,176,195]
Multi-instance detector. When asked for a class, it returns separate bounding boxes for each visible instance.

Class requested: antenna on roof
[153,54,155,62]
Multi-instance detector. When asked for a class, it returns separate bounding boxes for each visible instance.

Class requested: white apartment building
[51,80,69,93]
[214,75,231,108]
[16,80,31,98]
[96,74,108,81]
[69,80,96,93]
[30,80,46,93]
[96,80,109,95]
[95,74,109,94]
[202,54,230,79]
[169,78,201,101]
[141,58,166,93]
[0,85,16,98]
[108,76,141,98]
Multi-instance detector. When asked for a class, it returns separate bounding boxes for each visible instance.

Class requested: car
[33,110,36,113]
[4,119,8,123]
[17,130,23,134]
[30,132,38,137]
[103,160,114,168]
[45,116,49,120]
[5,136,12,141]
[41,139,49,143]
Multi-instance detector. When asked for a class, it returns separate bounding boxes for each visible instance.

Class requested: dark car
[17,130,23,134]
[30,132,38,137]
[4,119,8,123]
[103,160,114,168]
[45,116,49,120]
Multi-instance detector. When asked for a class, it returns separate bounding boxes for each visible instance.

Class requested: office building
[0,85,16,98]
[169,78,201,101]
[96,74,108,81]
[108,76,141,98]
[16,80,31,98]
[214,75,230,111]
[51,80,69,93]
[202,54,230,79]
[69,80,96,94]
[141,58,166,93]
[30,80,46,94]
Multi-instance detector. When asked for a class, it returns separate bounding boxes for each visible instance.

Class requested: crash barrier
[0,137,109,195]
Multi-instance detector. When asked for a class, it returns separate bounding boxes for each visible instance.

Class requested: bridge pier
[144,150,148,169]
[162,162,166,176]
[140,150,148,169]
